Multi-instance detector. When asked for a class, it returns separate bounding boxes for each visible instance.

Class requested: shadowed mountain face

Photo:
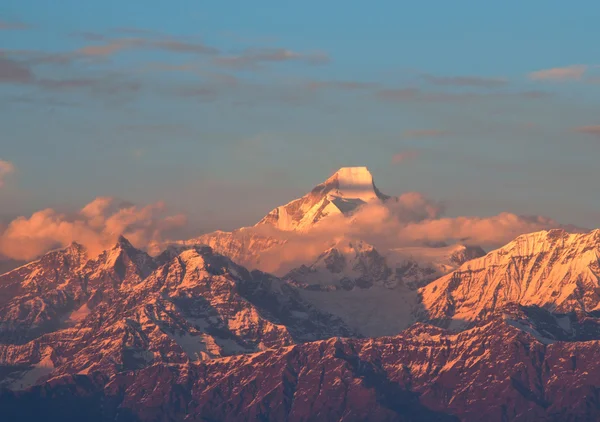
[0,259,26,276]
[3,305,600,422]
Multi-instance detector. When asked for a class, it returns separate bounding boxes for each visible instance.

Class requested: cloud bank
[0,190,579,273]
[0,197,186,260]
[246,192,579,274]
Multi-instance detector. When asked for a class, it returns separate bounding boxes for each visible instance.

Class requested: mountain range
[1,167,600,421]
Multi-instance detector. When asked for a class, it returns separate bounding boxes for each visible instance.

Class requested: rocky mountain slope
[4,304,600,421]
[419,229,600,329]
[0,239,354,390]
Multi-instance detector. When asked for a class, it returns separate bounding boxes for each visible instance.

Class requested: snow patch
[68,303,91,323]
[8,353,55,390]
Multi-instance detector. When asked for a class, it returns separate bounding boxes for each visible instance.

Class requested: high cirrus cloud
[528,65,587,81]
[0,197,186,260]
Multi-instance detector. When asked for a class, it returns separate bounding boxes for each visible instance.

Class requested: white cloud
[0,197,186,260]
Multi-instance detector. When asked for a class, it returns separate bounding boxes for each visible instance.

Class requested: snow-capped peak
[325,166,380,202]
[256,166,388,231]
[114,235,135,250]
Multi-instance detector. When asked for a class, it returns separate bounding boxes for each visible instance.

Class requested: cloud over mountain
[0,197,186,260]
[0,171,579,267]
[247,187,577,274]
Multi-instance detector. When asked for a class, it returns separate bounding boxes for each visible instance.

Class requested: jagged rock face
[5,305,600,422]
[0,242,90,343]
[256,166,389,232]
[0,241,354,390]
[0,239,158,344]
[419,229,600,328]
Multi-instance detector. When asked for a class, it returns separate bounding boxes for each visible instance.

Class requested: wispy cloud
[528,65,587,81]
[306,80,377,91]
[8,49,74,66]
[0,197,186,260]
[0,55,141,103]
[376,87,548,102]
[215,48,329,68]
[0,20,29,30]
[113,27,163,37]
[38,77,98,89]
[174,86,218,101]
[75,35,218,58]
[391,150,419,164]
[0,160,15,187]
[150,39,218,55]
[422,73,507,88]
[70,31,106,41]
[0,57,35,83]
[77,39,134,57]
[573,125,600,137]
[377,88,420,101]
[403,129,448,138]
[38,75,141,97]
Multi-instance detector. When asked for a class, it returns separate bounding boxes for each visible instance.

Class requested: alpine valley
[2,167,600,422]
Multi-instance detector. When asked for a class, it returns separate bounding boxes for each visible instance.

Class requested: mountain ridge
[4,303,600,421]
[0,238,355,390]
[418,228,600,328]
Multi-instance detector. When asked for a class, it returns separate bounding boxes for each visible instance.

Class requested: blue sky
[2,0,600,234]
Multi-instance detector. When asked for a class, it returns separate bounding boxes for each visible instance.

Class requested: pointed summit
[322,166,388,203]
[257,166,389,231]
[66,241,87,254]
[114,235,135,250]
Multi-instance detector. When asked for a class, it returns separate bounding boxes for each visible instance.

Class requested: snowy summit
[257,166,388,231]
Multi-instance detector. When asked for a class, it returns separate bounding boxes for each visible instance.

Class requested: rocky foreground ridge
[3,304,600,421]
